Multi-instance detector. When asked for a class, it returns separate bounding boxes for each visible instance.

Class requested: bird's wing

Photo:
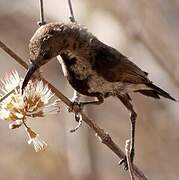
[93,46,149,84]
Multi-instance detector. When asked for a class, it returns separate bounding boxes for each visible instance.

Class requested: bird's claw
[119,157,128,170]
[74,113,81,122]
[119,149,134,171]
[68,101,84,123]
[68,101,83,132]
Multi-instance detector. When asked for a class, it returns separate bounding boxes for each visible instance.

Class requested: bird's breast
[60,53,134,97]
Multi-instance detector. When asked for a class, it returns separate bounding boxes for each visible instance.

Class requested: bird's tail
[136,83,176,101]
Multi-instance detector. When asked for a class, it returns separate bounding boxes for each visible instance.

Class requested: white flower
[26,127,47,152]
[24,80,54,104]
[0,71,60,121]
[0,70,60,151]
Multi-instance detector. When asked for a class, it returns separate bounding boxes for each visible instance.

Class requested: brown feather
[93,45,149,84]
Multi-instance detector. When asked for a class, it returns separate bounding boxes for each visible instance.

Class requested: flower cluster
[0,71,60,152]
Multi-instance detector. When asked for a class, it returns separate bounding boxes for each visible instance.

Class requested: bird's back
[60,36,151,97]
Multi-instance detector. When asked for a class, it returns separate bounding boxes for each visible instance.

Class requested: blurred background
[0,0,179,179]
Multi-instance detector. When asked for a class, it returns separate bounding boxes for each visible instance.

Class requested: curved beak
[21,63,39,94]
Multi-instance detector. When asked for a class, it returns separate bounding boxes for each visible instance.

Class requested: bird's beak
[21,63,39,94]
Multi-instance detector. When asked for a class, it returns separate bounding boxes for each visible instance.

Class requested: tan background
[0,0,179,179]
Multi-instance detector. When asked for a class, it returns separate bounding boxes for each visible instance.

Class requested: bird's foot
[119,150,134,171]
[68,101,83,133]
[68,101,83,123]
[119,157,129,170]
[70,114,82,133]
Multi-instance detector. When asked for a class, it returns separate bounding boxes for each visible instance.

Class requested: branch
[0,40,148,180]
[67,0,76,22]
[0,40,28,69]
[125,140,135,180]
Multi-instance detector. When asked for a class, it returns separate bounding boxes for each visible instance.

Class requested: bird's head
[22,22,73,93]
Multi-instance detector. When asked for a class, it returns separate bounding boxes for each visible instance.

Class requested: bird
[21,22,176,169]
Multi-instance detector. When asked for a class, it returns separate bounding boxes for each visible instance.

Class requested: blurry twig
[136,34,179,90]
[0,39,148,180]
[67,0,76,22]
[125,140,135,180]
[37,0,46,26]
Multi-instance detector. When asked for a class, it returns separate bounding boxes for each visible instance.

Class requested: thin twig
[0,40,28,69]
[37,0,46,26]
[125,140,135,180]
[67,0,76,22]
[0,40,148,180]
